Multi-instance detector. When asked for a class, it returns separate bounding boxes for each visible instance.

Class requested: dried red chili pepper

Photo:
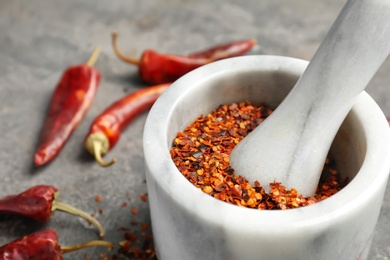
[0,229,113,260]
[84,83,170,167]
[111,32,256,84]
[0,185,105,239]
[34,48,101,167]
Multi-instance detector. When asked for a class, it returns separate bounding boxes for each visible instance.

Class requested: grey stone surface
[0,0,389,259]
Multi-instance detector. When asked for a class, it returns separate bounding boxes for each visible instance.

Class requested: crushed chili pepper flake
[104,225,156,260]
[118,227,131,232]
[125,232,137,241]
[141,223,149,230]
[139,193,148,202]
[95,196,102,202]
[130,208,139,215]
[119,240,133,249]
[170,101,346,210]
[203,185,213,194]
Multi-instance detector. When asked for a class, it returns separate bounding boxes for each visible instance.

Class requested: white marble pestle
[230,0,390,197]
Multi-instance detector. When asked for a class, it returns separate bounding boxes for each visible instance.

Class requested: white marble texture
[143,56,390,260]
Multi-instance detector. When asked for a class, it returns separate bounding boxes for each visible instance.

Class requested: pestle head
[230,0,390,197]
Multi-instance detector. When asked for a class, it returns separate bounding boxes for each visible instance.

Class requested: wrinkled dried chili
[85,83,170,167]
[170,101,344,209]
[0,185,105,239]
[34,48,101,166]
[111,32,256,84]
[0,229,113,260]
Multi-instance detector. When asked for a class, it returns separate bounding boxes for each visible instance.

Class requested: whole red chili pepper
[0,229,113,260]
[0,185,105,239]
[111,32,256,84]
[84,83,171,167]
[34,48,101,167]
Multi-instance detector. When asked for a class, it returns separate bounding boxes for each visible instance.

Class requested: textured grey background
[0,0,389,259]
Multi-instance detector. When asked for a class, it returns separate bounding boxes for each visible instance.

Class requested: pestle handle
[230,0,390,197]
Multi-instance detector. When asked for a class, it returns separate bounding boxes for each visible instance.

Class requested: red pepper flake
[118,227,131,232]
[103,193,157,259]
[130,208,139,215]
[170,101,346,210]
[103,228,156,260]
[138,193,148,202]
[121,202,127,207]
[141,223,149,230]
[124,232,137,241]
[95,195,103,203]
[132,248,140,258]
[119,240,133,250]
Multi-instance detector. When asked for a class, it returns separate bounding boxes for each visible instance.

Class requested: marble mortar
[143,55,390,260]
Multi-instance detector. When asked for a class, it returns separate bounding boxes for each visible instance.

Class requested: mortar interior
[166,69,364,195]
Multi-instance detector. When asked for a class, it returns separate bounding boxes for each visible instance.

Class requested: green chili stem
[92,139,116,167]
[85,132,117,167]
[52,200,105,239]
[61,240,113,254]
[86,47,101,67]
[111,32,140,65]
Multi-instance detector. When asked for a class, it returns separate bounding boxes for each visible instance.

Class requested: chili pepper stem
[111,32,140,65]
[86,47,101,67]
[61,240,114,254]
[85,132,116,167]
[52,200,105,239]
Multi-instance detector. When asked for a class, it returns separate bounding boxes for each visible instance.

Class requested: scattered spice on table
[170,101,346,209]
[100,229,156,260]
[111,32,257,84]
[98,224,156,260]
[0,185,106,239]
[0,229,113,260]
[94,191,156,260]
[34,48,101,167]
[85,83,171,167]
